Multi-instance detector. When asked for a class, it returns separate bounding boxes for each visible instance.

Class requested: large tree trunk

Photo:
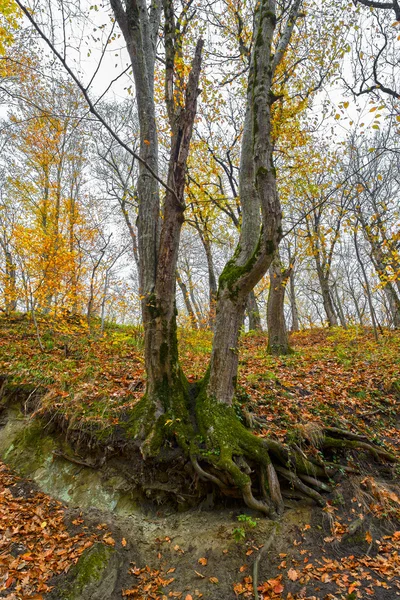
[267,252,291,355]
[110,0,203,430]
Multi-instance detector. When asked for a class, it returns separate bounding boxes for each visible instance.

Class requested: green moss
[194,382,271,490]
[266,10,277,25]
[56,543,115,600]
[218,236,262,298]
[159,341,169,365]
[124,394,156,440]
[5,421,57,475]
[146,293,160,319]
[124,366,193,457]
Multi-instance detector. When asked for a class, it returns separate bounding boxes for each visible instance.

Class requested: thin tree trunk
[247,290,262,332]
[318,270,338,327]
[176,269,198,328]
[332,283,347,329]
[5,250,17,313]
[267,252,291,355]
[288,268,300,332]
[354,229,379,341]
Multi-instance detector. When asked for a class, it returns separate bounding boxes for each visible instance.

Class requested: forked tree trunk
[19,0,393,519]
[110,0,203,415]
[208,0,299,404]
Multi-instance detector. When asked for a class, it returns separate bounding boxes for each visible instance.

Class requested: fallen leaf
[198,557,207,566]
[287,568,298,581]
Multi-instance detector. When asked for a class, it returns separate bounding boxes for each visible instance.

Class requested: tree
[349,0,400,101]
[13,0,394,516]
[266,249,293,354]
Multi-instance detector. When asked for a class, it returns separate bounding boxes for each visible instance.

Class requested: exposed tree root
[191,455,227,491]
[322,436,397,462]
[131,383,397,517]
[275,466,325,506]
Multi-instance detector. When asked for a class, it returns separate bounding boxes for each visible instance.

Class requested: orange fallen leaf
[287,568,298,581]
[198,557,207,566]
[209,576,219,584]
[103,536,115,546]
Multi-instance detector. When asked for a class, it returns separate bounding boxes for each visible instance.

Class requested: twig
[253,523,278,600]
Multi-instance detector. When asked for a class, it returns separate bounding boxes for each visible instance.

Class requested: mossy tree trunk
[110,0,203,419]
[106,0,395,517]
[208,0,302,405]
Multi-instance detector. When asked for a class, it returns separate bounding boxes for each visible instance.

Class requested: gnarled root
[188,393,398,516]
[134,384,397,517]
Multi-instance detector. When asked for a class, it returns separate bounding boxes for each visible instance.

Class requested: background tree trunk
[289,269,300,332]
[267,251,291,355]
[247,290,263,332]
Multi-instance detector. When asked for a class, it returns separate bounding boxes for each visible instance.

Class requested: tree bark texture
[208,0,284,405]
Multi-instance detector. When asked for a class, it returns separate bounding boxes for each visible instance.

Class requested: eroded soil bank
[0,387,399,599]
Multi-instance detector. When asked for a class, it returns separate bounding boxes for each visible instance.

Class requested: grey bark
[4,250,17,313]
[176,269,198,328]
[208,0,302,404]
[267,252,291,355]
[288,269,300,332]
[247,290,262,332]
[353,228,380,341]
[111,0,203,406]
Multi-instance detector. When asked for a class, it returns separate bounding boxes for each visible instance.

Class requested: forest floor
[0,315,399,599]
